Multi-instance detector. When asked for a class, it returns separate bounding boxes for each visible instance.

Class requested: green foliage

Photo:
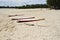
[47,0,60,9]
[0,4,48,9]
[18,4,48,9]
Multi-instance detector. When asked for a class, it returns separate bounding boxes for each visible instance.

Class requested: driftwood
[11,17,35,20]
[8,14,23,17]
[17,18,45,23]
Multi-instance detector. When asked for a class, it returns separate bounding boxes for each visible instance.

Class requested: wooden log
[17,18,45,23]
[11,17,35,20]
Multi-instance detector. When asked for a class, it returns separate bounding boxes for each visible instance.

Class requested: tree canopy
[0,4,48,9]
[47,0,60,9]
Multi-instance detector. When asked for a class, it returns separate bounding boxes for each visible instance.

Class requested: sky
[0,0,46,6]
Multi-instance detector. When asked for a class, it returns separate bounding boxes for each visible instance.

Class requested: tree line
[0,4,48,9]
[0,0,60,9]
[47,0,60,9]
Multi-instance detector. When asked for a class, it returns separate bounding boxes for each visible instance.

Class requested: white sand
[0,8,60,40]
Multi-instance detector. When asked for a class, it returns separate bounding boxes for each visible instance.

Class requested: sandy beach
[0,8,60,40]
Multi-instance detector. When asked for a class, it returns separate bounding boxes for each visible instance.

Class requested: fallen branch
[8,14,23,17]
[11,17,35,20]
[17,18,45,23]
